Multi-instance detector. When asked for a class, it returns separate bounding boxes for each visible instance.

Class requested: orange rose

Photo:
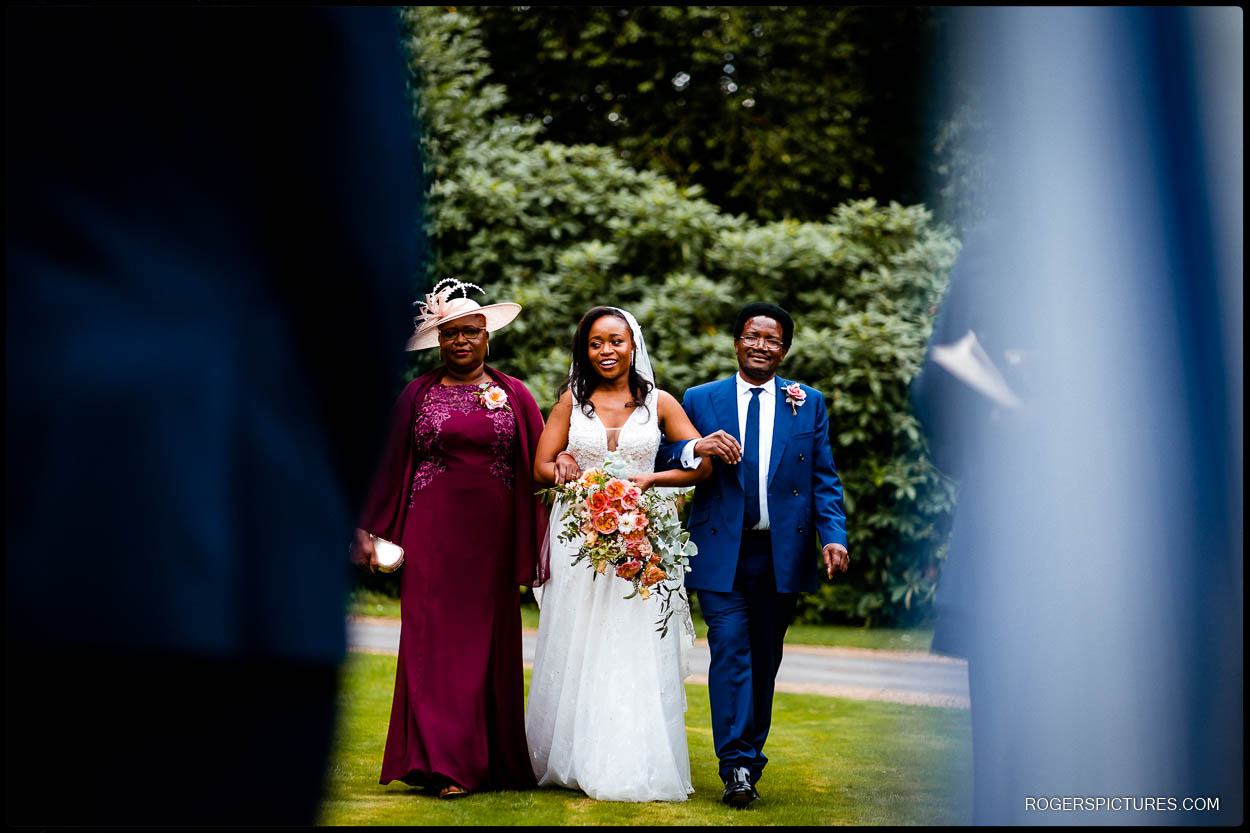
[586,491,610,514]
[605,479,630,501]
[591,509,619,534]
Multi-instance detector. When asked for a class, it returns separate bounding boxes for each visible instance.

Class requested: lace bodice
[565,389,660,477]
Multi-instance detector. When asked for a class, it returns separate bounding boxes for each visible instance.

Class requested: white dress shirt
[679,373,776,529]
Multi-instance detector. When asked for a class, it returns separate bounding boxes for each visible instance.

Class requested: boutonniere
[476,382,511,411]
[782,382,806,415]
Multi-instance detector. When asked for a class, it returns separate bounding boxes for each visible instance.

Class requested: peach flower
[642,564,667,586]
[482,385,509,410]
[604,479,630,501]
[619,487,641,510]
[591,509,619,534]
[615,559,644,580]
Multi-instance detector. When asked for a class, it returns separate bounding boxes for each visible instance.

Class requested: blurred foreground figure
[6,7,419,824]
[916,7,1242,825]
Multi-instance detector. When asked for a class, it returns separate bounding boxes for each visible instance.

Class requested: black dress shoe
[722,767,756,808]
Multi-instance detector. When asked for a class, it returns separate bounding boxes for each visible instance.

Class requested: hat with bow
[405,278,522,351]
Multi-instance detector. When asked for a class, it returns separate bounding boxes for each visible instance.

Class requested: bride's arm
[634,390,713,490]
[534,390,580,487]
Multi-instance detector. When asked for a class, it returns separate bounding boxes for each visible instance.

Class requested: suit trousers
[696,529,798,784]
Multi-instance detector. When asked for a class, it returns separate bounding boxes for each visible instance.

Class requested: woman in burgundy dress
[350,280,549,799]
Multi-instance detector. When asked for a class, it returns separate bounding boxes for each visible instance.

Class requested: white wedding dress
[526,387,695,802]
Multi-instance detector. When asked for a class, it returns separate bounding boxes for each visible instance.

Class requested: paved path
[347,617,969,709]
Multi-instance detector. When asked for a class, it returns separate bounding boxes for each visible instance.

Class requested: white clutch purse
[371,534,405,573]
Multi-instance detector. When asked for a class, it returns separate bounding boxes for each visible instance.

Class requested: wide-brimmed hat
[405,278,522,351]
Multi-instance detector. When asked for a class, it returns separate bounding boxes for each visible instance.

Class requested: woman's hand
[349,527,379,573]
[553,451,581,486]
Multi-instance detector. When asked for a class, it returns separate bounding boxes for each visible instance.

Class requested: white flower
[482,385,508,410]
[618,513,637,535]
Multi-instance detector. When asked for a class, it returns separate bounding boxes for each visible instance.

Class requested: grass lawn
[347,589,935,653]
[318,652,971,826]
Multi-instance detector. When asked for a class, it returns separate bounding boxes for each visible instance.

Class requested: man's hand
[694,430,743,465]
[822,543,849,579]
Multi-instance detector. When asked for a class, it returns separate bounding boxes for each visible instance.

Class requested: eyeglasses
[737,335,785,351]
[438,326,485,341]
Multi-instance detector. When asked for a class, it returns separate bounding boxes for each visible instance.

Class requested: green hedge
[384,7,958,626]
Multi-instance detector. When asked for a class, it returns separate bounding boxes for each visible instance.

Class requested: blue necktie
[743,387,762,529]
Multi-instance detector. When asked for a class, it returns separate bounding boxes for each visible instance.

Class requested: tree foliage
[471,5,936,223]
[400,6,958,625]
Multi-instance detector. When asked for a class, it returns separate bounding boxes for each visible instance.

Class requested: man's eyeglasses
[439,326,485,341]
[737,335,785,351]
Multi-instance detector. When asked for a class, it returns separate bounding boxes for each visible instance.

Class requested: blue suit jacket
[6,7,419,664]
[666,375,848,594]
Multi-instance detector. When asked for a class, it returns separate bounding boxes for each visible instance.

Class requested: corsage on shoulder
[783,382,807,415]
[475,383,510,411]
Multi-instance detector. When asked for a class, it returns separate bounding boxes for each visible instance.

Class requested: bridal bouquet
[538,451,697,636]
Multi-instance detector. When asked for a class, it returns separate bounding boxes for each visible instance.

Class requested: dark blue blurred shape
[6,7,420,824]
[918,6,1241,825]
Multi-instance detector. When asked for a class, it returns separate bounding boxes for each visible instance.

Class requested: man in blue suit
[662,302,850,808]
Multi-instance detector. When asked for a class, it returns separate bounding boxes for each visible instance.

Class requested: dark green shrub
[384,7,958,625]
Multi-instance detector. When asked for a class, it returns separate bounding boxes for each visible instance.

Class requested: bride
[527,306,712,802]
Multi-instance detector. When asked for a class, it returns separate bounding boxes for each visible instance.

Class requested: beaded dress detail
[410,384,517,503]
